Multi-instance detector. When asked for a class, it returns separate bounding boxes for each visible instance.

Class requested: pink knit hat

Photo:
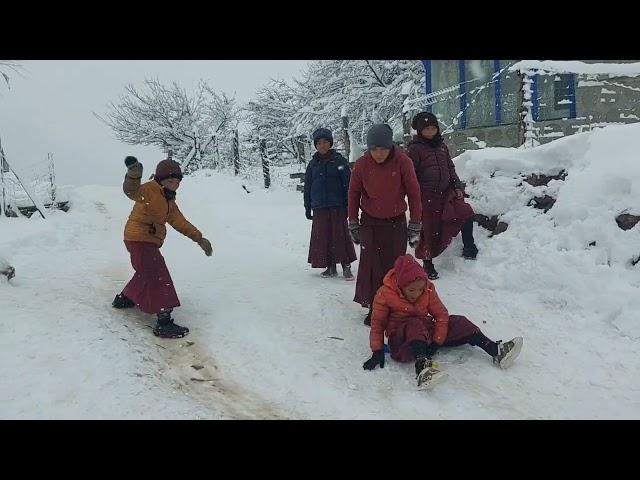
[394,255,428,288]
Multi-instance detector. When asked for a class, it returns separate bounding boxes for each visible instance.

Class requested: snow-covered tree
[98,78,240,173]
[244,78,305,161]
[245,60,427,156]
[293,61,426,141]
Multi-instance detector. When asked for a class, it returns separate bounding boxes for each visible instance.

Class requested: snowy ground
[1,125,639,419]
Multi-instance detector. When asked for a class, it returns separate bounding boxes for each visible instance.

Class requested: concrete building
[420,60,640,155]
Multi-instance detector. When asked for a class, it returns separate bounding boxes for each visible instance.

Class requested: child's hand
[348,221,360,245]
[407,222,422,248]
[363,350,385,370]
[198,237,213,256]
[124,156,143,179]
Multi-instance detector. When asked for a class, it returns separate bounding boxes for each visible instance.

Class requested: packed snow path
[2,128,640,418]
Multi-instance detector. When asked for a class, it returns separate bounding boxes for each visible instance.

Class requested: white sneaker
[493,337,523,369]
[416,358,449,389]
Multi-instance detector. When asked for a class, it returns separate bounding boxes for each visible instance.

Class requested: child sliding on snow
[112,156,213,338]
[362,254,523,388]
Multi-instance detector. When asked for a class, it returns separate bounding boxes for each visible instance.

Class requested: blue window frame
[458,60,467,129]
[421,60,432,113]
[494,60,502,124]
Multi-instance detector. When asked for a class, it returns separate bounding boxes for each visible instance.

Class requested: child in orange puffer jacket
[362,254,523,389]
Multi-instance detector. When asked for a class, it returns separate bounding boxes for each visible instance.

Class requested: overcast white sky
[0,60,308,187]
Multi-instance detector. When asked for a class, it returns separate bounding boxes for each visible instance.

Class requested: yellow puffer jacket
[122,174,202,247]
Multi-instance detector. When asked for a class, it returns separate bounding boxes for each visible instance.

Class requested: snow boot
[342,262,354,281]
[423,259,439,280]
[493,337,523,369]
[462,244,479,260]
[321,264,338,278]
[153,311,189,339]
[1,265,15,280]
[415,355,448,389]
[112,293,135,309]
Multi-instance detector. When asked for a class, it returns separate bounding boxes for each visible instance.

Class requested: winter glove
[363,350,385,370]
[407,222,422,248]
[305,208,313,220]
[124,156,143,179]
[348,220,360,245]
[198,237,213,256]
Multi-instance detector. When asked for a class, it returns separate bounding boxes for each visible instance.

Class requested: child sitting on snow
[362,254,523,388]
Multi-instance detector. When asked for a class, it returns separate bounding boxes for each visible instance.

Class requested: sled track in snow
[111,310,289,420]
[146,332,289,420]
[93,200,287,418]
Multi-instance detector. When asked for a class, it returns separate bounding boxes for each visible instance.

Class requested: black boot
[153,311,189,339]
[461,219,479,259]
[112,293,135,309]
[423,259,439,280]
[462,244,479,260]
[363,305,373,326]
[342,262,354,280]
[321,264,338,278]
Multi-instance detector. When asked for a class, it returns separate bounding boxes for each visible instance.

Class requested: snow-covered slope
[1,124,639,419]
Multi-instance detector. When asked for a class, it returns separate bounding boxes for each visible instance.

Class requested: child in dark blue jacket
[304,128,357,279]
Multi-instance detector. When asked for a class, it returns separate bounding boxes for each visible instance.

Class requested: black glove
[124,156,143,179]
[407,222,422,248]
[363,350,385,370]
[305,208,313,220]
[198,237,213,257]
[124,156,138,168]
[348,221,360,245]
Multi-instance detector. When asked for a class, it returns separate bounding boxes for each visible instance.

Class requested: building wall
[425,60,640,156]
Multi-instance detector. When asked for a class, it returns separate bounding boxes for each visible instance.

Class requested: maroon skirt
[415,190,473,260]
[353,212,407,307]
[308,207,357,268]
[121,240,180,315]
[388,315,481,363]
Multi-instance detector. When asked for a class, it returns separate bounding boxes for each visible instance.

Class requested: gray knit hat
[366,124,394,150]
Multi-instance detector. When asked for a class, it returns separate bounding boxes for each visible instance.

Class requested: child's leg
[443,315,523,368]
[409,340,428,358]
[423,258,439,279]
[461,218,475,248]
[122,241,180,315]
[410,340,448,388]
[466,332,499,357]
[461,220,479,259]
[364,304,373,326]
[441,315,497,357]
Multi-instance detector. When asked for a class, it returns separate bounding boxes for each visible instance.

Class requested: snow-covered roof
[509,60,640,77]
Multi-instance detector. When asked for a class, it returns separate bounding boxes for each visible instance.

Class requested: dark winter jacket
[407,135,464,194]
[304,150,351,210]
